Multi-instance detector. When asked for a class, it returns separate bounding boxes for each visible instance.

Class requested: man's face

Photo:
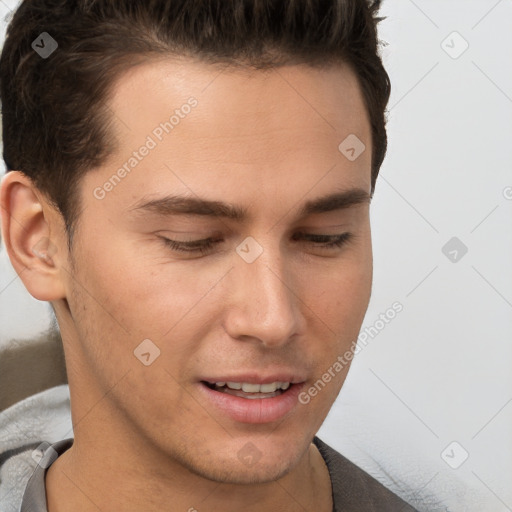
[58,58,373,483]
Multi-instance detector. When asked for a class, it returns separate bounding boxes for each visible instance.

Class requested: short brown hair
[0,0,390,243]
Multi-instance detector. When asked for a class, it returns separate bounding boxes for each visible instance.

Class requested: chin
[174,436,306,485]
[190,456,296,485]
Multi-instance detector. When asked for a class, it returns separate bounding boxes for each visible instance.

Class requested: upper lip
[201,373,306,385]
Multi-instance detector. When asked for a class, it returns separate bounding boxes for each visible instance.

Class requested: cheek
[73,238,169,325]
[74,246,227,356]
[308,255,372,323]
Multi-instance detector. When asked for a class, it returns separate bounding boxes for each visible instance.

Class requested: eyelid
[158,232,353,255]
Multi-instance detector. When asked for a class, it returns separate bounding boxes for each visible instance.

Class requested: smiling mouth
[202,381,293,399]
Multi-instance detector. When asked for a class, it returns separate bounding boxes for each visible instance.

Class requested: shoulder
[0,385,72,511]
[313,436,418,512]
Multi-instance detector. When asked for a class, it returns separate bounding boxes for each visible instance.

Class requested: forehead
[111,56,369,124]
[108,56,370,149]
[87,57,372,213]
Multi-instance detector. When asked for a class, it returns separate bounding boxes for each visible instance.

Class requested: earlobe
[0,171,67,301]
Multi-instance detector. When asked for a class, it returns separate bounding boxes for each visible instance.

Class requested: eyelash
[161,232,353,255]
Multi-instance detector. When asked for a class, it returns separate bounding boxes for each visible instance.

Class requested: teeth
[217,381,291,393]
[241,383,260,393]
[259,382,278,393]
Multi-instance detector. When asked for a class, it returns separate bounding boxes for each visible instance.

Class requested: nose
[223,240,302,348]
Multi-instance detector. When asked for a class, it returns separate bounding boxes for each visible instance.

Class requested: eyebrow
[130,187,371,222]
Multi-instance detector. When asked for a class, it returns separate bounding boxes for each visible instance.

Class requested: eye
[159,232,354,256]
[293,232,353,249]
[160,236,220,255]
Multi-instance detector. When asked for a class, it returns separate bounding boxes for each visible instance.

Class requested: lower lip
[198,382,304,424]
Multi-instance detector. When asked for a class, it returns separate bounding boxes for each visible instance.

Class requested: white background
[1,1,511,511]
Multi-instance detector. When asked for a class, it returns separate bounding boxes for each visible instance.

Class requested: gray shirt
[19,436,417,511]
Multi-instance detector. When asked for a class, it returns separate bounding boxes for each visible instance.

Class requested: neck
[46,436,332,512]
[45,414,332,512]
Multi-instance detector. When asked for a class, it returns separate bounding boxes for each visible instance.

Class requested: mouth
[201,380,292,399]
[198,378,306,424]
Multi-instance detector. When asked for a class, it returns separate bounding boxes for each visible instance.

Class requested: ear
[0,171,67,301]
